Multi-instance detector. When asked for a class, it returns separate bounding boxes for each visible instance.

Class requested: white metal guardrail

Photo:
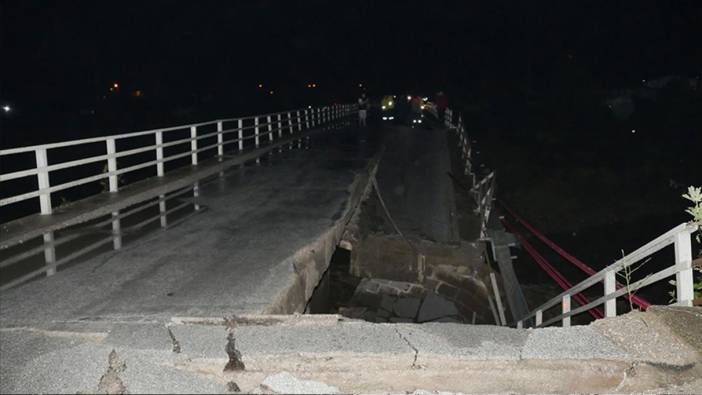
[0,104,351,215]
[0,103,355,289]
[517,222,699,328]
[443,107,494,239]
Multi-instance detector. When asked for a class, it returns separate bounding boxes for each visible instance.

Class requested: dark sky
[2,1,701,107]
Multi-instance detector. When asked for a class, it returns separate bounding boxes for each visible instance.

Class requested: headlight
[388,101,393,106]
[420,105,425,110]
[381,105,386,110]
[388,116,394,120]
[382,116,388,120]
[417,119,422,123]
[407,95,412,101]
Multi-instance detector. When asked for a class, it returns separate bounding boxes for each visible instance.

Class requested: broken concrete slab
[521,326,629,361]
[591,306,702,366]
[395,323,528,365]
[417,292,459,323]
[393,297,421,319]
[169,319,415,371]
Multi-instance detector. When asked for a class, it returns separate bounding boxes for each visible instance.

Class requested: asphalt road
[0,121,382,325]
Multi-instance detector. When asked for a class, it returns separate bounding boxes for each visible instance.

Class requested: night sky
[1,1,701,145]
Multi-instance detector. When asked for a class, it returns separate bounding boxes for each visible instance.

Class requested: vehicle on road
[380,95,396,121]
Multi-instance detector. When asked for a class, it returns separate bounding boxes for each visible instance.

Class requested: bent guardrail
[516,222,698,328]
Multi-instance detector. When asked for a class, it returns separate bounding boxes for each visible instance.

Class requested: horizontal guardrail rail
[517,222,699,328]
[1,103,356,289]
[0,104,352,215]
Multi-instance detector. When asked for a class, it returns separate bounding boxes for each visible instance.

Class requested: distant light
[388,116,394,120]
[258,84,263,88]
[113,82,119,88]
[388,101,393,106]
[308,105,312,109]
[358,83,363,88]
[2,105,10,113]
[382,116,388,120]
[631,129,636,134]
[312,83,317,88]
[420,104,425,110]
[422,97,428,101]
[417,119,422,123]
[407,95,412,101]
[133,89,143,97]
[381,105,386,110]
[269,90,274,95]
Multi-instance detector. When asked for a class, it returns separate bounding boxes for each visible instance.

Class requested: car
[380,95,396,121]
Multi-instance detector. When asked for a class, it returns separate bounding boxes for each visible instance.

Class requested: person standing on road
[358,93,369,127]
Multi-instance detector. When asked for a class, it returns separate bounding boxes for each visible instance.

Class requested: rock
[417,292,459,322]
[261,372,339,394]
[393,297,421,319]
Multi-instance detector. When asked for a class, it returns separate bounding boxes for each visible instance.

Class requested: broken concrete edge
[3,310,701,394]
[261,154,381,315]
[1,118,352,250]
[590,306,702,367]
[170,314,343,327]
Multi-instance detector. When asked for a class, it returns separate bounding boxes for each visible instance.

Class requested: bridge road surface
[0,122,386,326]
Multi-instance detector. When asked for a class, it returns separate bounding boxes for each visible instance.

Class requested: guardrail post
[287,112,294,134]
[217,121,224,159]
[316,108,321,126]
[535,309,543,326]
[674,231,694,306]
[277,114,283,138]
[35,148,52,215]
[237,119,244,152]
[305,109,310,129]
[562,294,571,327]
[155,131,164,176]
[106,138,122,249]
[517,320,523,329]
[267,115,273,142]
[604,269,617,317]
[254,117,260,147]
[190,126,198,165]
[297,110,302,131]
[43,232,56,276]
[106,138,118,192]
[254,117,261,164]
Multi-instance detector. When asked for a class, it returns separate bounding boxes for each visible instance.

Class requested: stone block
[380,295,395,312]
[393,297,421,319]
